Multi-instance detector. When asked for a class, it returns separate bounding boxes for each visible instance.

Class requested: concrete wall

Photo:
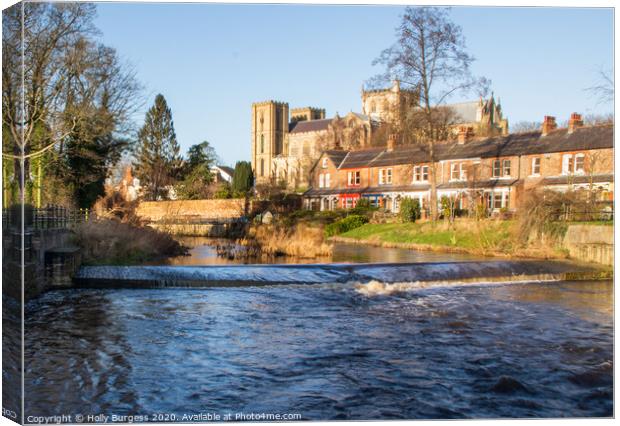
[136,199,246,223]
[563,224,613,266]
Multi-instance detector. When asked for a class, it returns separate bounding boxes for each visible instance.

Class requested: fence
[549,202,614,222]
[2,205,92,230]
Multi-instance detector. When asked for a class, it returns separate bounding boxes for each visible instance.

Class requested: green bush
[324,214,369,237]
[350,198,378,216]
[400,197,421,222]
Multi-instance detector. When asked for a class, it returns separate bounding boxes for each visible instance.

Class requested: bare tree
[372,6,489,220]
[2,3,98,191]
[2,2,141,207]
[511,121,542,134]
[586,68,614,105]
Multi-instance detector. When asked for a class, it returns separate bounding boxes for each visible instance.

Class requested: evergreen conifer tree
[231,161,254,196]
[135,94,182,200]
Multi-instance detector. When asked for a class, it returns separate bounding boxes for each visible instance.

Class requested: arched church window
[260,159,264,177]
[260,135,264,153]
[370,102,376,113]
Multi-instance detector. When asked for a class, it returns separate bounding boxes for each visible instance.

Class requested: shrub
[324,214,369,237]
[400,197,421,222]
[74,218,187,265]
[214,182,232,199]
[350,198,378,216]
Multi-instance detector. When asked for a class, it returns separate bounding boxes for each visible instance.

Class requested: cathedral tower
[251,101,289,184]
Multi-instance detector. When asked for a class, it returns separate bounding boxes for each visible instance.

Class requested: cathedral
[251,81,508,191]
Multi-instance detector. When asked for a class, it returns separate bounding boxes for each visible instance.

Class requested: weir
[74,260,603,289]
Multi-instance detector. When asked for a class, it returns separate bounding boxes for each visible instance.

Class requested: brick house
[303,114,613,215]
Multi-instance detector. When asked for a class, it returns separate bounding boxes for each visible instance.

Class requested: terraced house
[303,114,614,215]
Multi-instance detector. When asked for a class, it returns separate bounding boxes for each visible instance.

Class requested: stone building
[251,80,509,191]
[304,114,613,214]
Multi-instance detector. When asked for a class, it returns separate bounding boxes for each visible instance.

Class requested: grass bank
[331,219,566,259]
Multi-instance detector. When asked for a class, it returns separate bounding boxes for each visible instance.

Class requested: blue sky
[93,3,614,166]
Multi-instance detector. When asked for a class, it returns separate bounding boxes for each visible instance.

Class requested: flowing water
[23,278,612,420]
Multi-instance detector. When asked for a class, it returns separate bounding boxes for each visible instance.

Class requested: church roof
[289,118,332,134]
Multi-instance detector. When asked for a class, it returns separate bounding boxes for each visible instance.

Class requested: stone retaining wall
[563,224,613,266]
[136,199,246,222]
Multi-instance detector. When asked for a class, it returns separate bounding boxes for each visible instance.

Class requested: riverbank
[329,220,613,264]
[73,219,187,265]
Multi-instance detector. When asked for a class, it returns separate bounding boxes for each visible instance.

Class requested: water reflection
[160,237,482,266]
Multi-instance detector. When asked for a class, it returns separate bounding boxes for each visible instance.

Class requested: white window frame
[413,166,421,182]
[422,165,429,181]
[574,153,585,174]
[379,168,392,185]
[348,170,361,186]
[459,163,467,181]
[502,159,511,177]
[319,173,325,188]
[531,157,541,176]
[492,160,501,178]
[325,173,331,188]
[322,158,329,169]
[562,154,574,175]
[450,163,460,181]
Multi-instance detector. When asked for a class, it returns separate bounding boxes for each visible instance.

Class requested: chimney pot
[541,116,557,136]
[568,112,583,133]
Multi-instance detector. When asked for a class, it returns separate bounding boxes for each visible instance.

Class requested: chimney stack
[541,116,557,136]
[387,134,396,151]
[457,126,474,145]
[568,113,583,134]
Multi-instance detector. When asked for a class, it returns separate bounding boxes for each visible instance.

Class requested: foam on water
[353,276,563,296]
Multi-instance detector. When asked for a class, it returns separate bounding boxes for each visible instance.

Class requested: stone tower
[251,101,289,184]
[361,80,418,125]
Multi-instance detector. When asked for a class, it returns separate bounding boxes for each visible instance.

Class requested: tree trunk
[428,140,438,221]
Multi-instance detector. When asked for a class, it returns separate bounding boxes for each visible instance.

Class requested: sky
[92,2,614,166]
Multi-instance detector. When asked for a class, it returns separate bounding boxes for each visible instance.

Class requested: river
[19,239,613,420]
[156,236,483,265]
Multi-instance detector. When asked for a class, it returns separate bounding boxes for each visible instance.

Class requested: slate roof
[324,150,348,166]
[289,118,332,134]
[327,124,613,169]
[541,174,614,186]
[304,187,366,196]
[437,179,519,190]
[215,165,234,176]
[339,148,384,169]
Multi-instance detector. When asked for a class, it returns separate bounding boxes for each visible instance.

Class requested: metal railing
[549,202,614,222]
[2,205,92,230]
